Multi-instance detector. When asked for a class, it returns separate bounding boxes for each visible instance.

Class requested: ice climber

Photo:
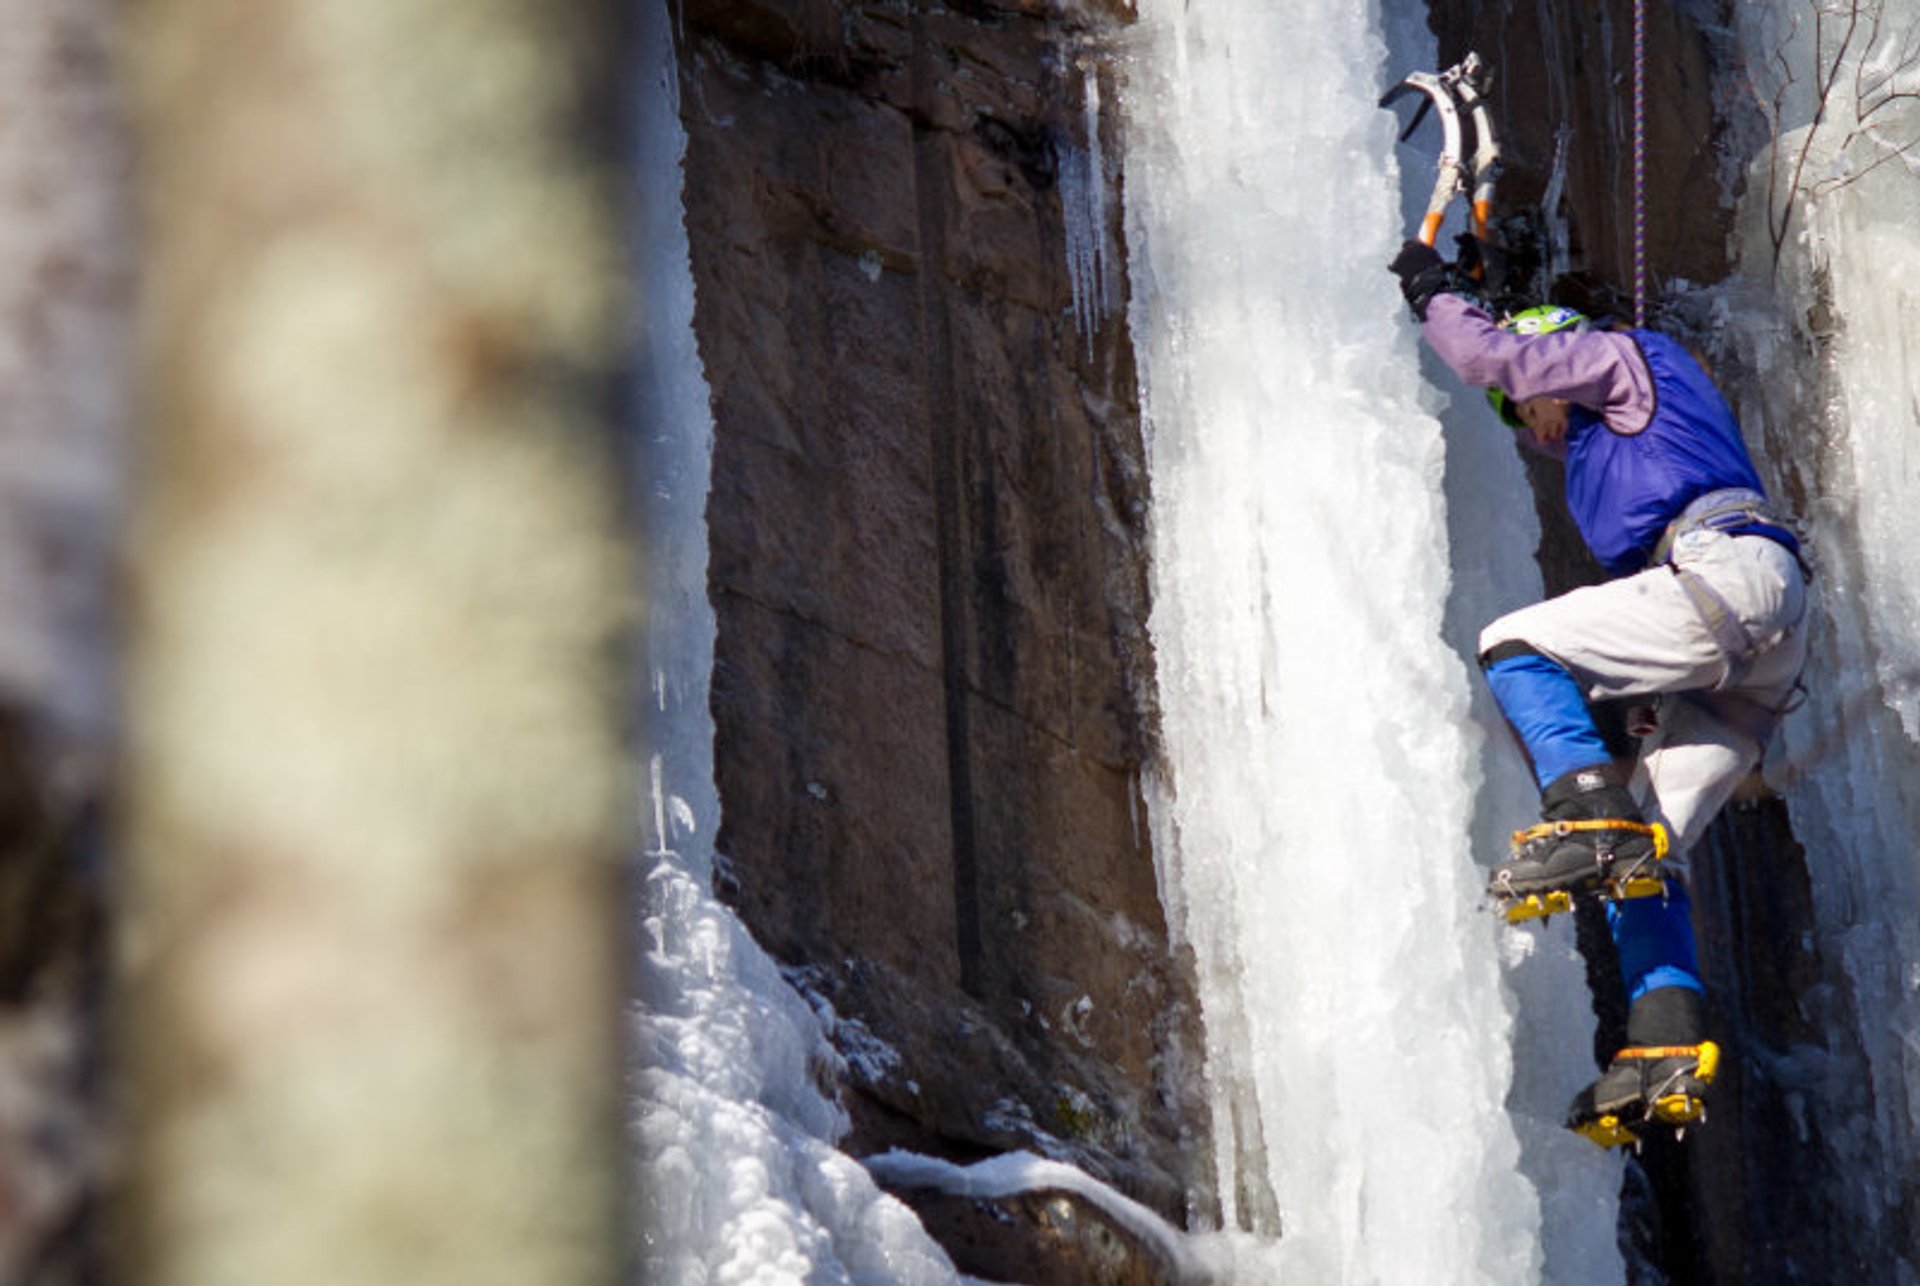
[1389,238,1814,1146]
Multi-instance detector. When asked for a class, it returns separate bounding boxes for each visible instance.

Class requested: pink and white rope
[1632,0,1648,327]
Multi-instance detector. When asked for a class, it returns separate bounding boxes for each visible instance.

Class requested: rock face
[1426,0,1737,321]
[672,0,1210,1269]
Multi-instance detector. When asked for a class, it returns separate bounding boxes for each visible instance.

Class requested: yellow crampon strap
[1619,1042,1721,1073]
[1508,817,1672,860]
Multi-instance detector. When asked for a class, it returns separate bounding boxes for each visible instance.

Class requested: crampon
[1490,817,1672,924]
[1567,1041,1720,1150]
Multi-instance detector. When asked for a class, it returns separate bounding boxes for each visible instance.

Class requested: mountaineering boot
[1567,987,1718,1149]
[1489,764,1668,921]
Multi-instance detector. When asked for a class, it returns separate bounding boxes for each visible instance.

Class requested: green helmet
[1485,305,1590,428]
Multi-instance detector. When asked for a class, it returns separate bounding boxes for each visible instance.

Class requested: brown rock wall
[676,0,1203,1263]
[1428,0,1733,317]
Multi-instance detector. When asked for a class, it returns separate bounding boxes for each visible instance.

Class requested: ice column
[1122,0,1542,1280]
[1723,2,1920,1268]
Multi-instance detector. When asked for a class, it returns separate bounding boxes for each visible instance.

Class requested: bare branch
[1809,126,1920,195]
[1854,9,1920,115]
[1759,0,1920,275]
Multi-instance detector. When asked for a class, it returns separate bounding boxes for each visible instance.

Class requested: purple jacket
[1420,294,1768,573]
[1421,294,1654,442]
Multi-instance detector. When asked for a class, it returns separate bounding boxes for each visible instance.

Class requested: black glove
[1388,239,1455,321]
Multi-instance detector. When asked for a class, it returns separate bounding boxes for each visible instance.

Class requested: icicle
[1541,124,1573,288]
[1060,55,1117,356]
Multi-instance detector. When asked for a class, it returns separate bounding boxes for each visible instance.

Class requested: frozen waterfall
[1119,0,1617,1280]
[1714,1,1920,1267]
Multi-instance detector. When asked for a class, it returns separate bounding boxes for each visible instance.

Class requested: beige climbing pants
[1479,527,1810,869]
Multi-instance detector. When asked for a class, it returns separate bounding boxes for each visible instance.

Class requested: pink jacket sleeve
[1421,294,1655,434]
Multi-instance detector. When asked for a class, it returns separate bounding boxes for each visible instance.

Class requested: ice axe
[1380,52,1501,253]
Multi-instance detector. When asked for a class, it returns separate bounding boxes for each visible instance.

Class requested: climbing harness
[1380,52,1501,250]
[1650,488,1806,571]
[1652,488,1813,718]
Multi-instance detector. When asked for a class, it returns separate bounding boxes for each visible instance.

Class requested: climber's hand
[1389,239,1454,321]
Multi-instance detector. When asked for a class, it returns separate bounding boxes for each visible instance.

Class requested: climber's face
[1515,396,1570,451]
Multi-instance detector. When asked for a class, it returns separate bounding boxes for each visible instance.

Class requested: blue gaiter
[1608,881,1704,1000]
[1483,652,1611,790]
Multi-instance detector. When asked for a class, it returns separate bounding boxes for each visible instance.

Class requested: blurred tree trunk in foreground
[122,3,632,1283]
[0,1,132,1281]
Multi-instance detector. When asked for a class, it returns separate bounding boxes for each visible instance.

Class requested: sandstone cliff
[673,0,1211,1270]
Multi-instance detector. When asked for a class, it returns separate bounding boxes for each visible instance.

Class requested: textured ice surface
[1120,0,1579,1280]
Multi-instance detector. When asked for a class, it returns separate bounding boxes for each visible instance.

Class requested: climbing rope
[1632,0,1648,327]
